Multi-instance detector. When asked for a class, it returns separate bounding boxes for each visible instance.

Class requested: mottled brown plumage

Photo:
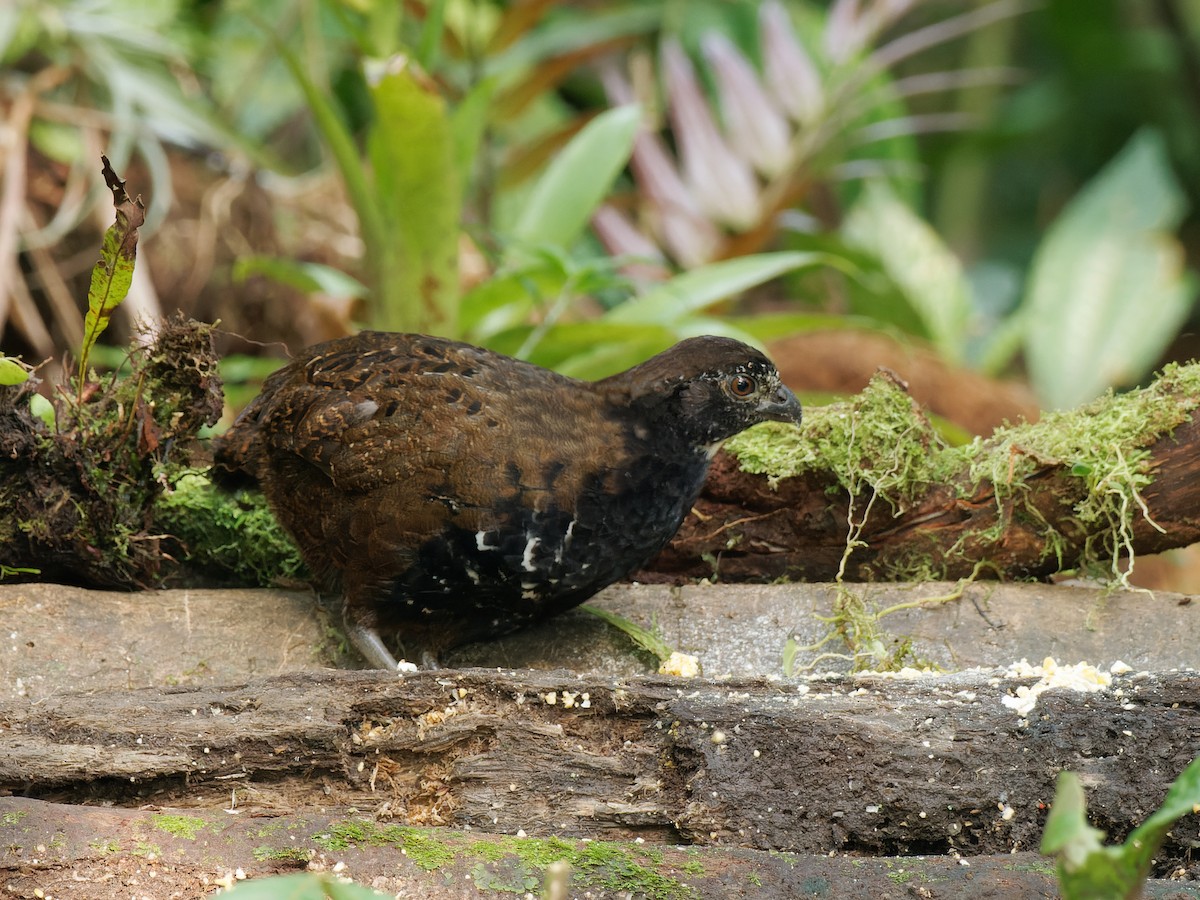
[213,332,802,668]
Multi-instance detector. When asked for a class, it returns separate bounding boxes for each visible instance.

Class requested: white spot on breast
[521,536,540,572]
[465,567,480,584]
[476,531,497,551]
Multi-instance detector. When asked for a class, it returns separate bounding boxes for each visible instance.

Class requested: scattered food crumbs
[1109,660,1132,675]
[1001,658,1113,717]
[711,730,726,744]
[395,660,419,674]
[544,692,557,705]
[659,651,700,677]
[1001,805,1015,821]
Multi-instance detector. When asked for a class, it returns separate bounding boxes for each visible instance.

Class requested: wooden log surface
[0,796,1092,900]
[649,408,1200,584]
[4,666,1200,868]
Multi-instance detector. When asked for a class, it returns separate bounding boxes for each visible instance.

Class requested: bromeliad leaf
[78,156,145,387]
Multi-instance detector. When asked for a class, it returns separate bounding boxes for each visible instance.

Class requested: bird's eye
[728,374,757,398]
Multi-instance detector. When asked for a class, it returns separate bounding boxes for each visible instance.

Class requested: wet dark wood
[0,796,1085,900]
[649,410,1200,583]
[3,668,1199,870]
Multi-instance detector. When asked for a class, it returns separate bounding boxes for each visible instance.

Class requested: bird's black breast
[373,442,711,641]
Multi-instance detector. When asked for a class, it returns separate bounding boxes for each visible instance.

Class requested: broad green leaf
[1120,755,1200,876]
[1041,772,1107,864]
[79,157,145,385]
[841,181,971,363]
[606,252,827,325]
[460,266,568,343]
[0,357,29,386]
[727,312,870,344]
[222,872,386,898]
[1023,130,1195,409]
[507,105,640,264]
[518,321,676,372]
[1042,759,1200,900]
[450,76,497,190]
[233,257,368,299]
[368,57,461,334]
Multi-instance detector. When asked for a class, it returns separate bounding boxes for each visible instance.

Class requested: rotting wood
[3,667,1199,873]
[648,397,1200,584]
[0,797,1089,900]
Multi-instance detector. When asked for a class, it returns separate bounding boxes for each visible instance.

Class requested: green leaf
[367,57,461,334]
[605,252,828,326]
[222,872,386,899]
[268,24,389,311]
[0,357,29,386]
[1120,755,1200,877]
[507,105,640,264]
[1042,759,1200,900]
[233,257,368,299]
[841,181,972,363]
[29,394,55,429]
[1023,130,1195,409]
[79,157,145,385]
[450,76,497,190]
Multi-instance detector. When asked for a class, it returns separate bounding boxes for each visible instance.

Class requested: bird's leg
[343,608,401,671]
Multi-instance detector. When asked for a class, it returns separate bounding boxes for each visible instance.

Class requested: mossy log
[3,667,1200,872]
[0,798,1087,900]
[647,363,1200,583]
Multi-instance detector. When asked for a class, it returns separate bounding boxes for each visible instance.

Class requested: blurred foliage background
[0,0,1196,423]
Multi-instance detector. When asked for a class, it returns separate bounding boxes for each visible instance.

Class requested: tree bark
[4,668,1198,866]
[648,386,1200,584]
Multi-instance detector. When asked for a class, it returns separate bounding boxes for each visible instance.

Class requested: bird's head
[607,336,803,455]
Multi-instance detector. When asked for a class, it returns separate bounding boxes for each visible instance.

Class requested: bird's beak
[759,383,803,425]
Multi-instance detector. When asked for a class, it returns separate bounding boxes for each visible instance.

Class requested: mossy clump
[309,819,696,898]
[150,813,211,840]
[952,362,1200,575]
[728,371,945,509]
[1,316,223,587]
[154,471,307,587]
[728,362,1200,582]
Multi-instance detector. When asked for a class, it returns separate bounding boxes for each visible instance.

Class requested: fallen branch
[648,364,1200,582]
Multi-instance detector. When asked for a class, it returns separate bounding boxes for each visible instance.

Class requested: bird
[212,331,802,669]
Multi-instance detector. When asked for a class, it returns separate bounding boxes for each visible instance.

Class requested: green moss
[728,373,942,505]
[90,839,121,855]
[150,813,210,840]
[470,860,540,893]
[153,471,307,586]
[730,363,1200,583]
[132,840,162,858]
[253,845,311,863]
[730,364,1200,671]
[311,819,454,871]
[1006,860,1058,877]
[311,819,694,898]
[1,811,27,827]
